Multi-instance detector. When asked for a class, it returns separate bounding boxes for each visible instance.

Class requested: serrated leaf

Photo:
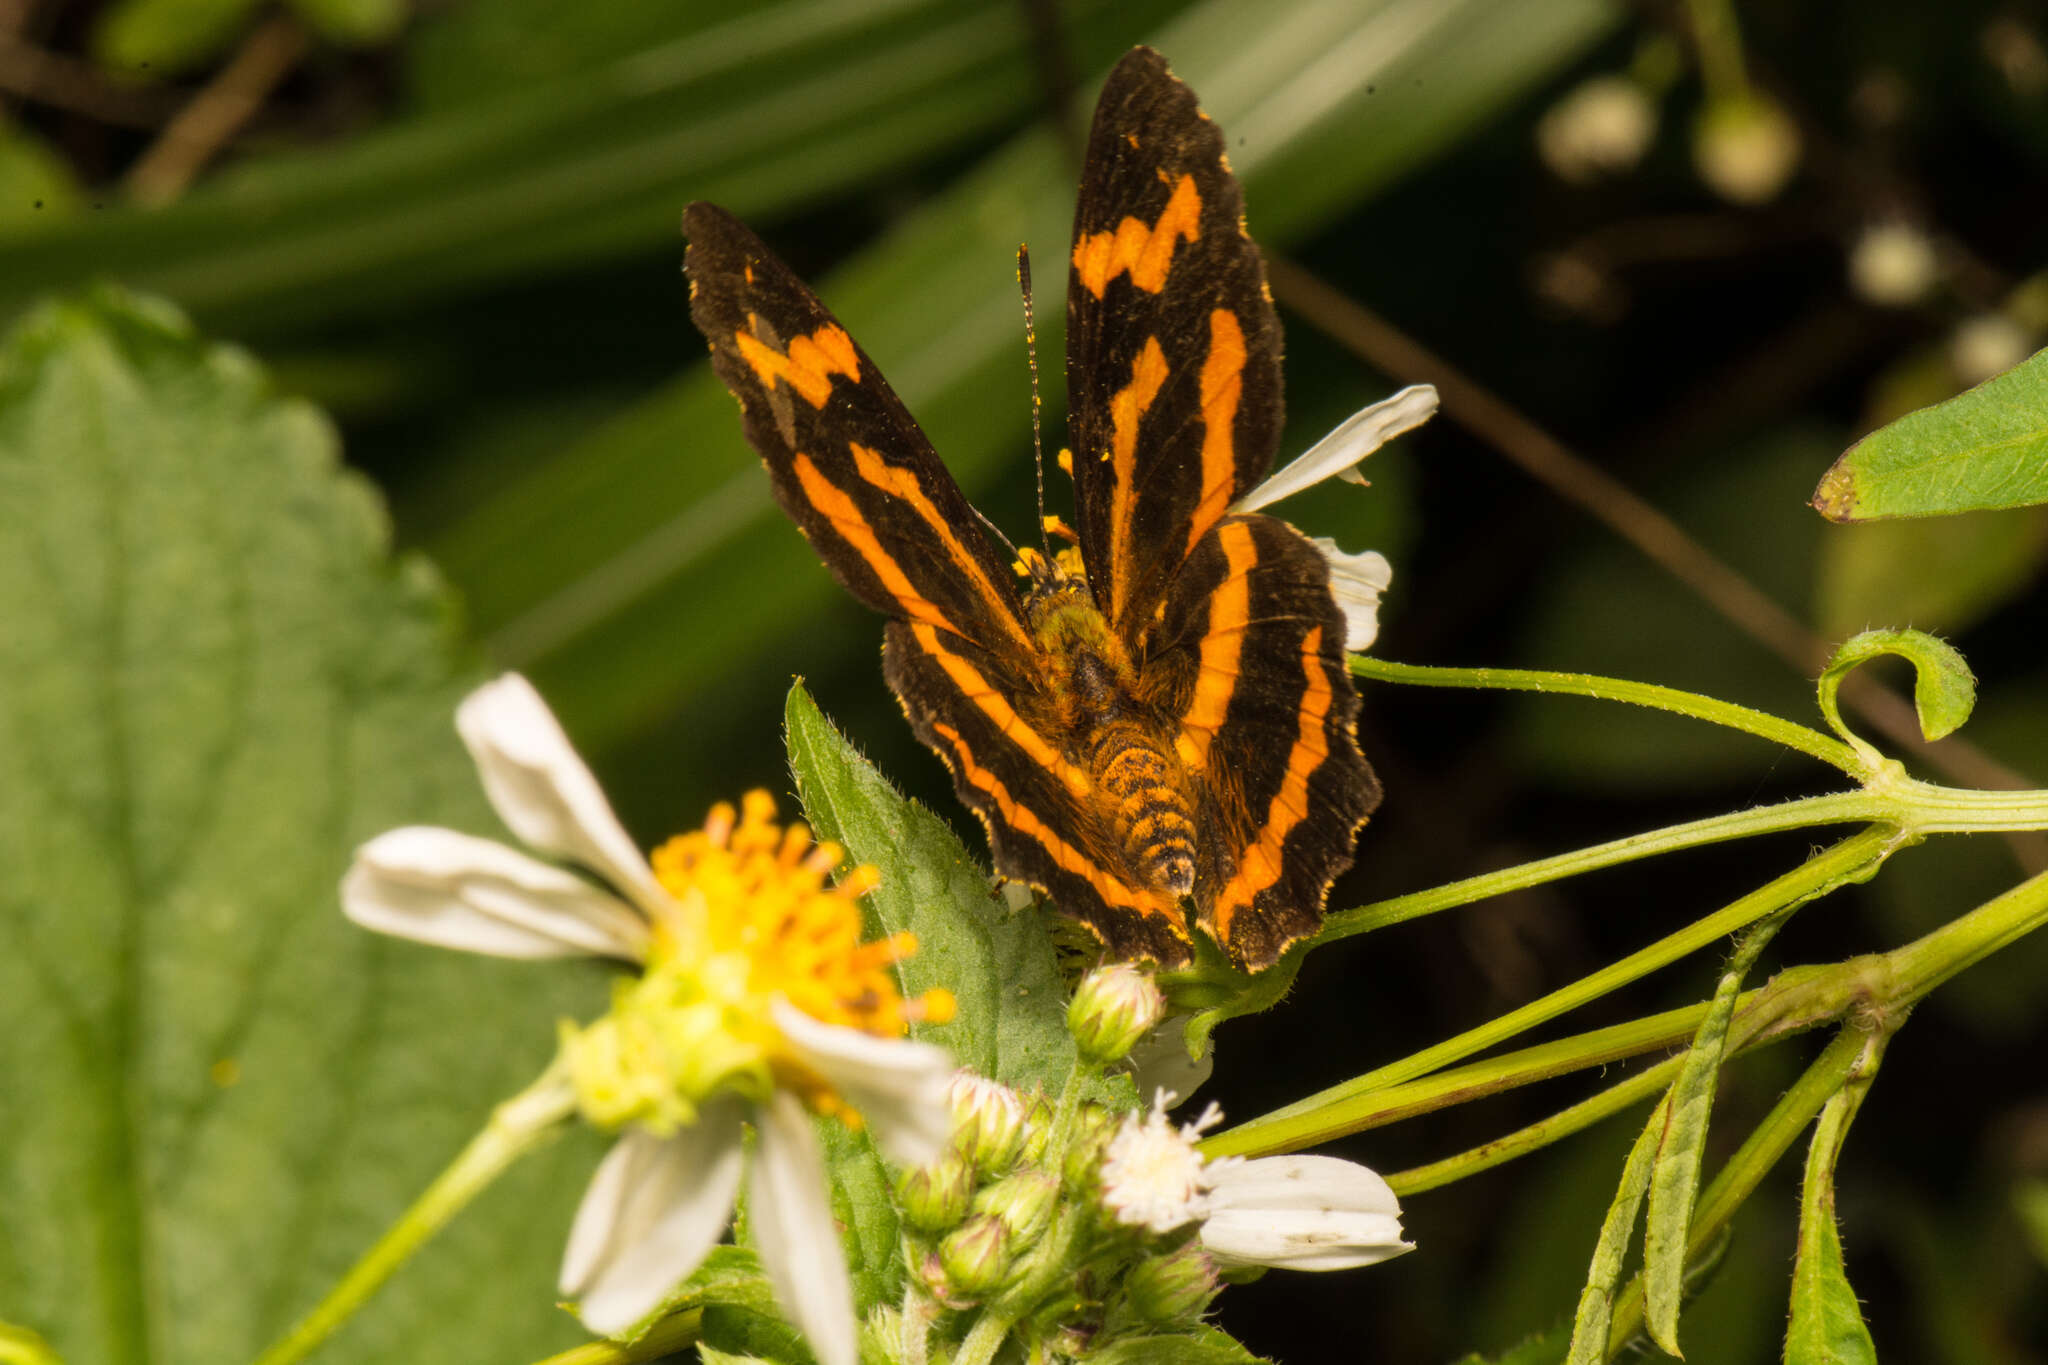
[699,1304,815,1365]
[783,683,1082,1096]
[1817,628,1976,746]
[0,288,607,1363]
[1090,1326,1269,1364]
[1564,1106,1662,1365]
[1814,344,2048,521]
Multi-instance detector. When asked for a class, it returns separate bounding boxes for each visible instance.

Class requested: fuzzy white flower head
[1100,1095,1234,1234]
[341,675,959,1363]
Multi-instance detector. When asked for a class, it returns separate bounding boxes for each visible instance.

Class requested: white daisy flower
[1099,1094,1414,1271]
[342,674,957,1363]
[1232,384,1438,652]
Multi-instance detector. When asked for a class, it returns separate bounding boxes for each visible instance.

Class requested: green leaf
[0,288,608,1363]
[1816,628,1977,747]
[817,1120,903,1314]
[1814,344,2048,521]
[1564,1105,1662,1365]
[699,1304,815,1365]
[1452,1322,1569,1365]
[91,0,259,76]
[783,683,1083,1096]
[1641,911,1789,1356]
[1814,508,2048,642]
[1786,1092,1878,1365]
[656,1245,779,1320]
[1090,1326,1269,1363]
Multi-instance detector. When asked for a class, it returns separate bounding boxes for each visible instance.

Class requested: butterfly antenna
[1018,244,1053,582]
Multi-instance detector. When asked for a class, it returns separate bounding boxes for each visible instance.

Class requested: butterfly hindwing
[685,202,1030,655]
[1066,47,1285,640]
[1148,515,1380,968]
[881,618,1195,965]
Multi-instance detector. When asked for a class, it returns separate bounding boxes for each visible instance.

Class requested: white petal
[561,1107,747,1334]
[1311,542,1393,653]
[342,827,649,960]
[771,1000,954,1168]
[1201,1154,1413,1271]
[1231,385,1438,512]
[1123,1018,1215,1108]
[753,1092,859,1365]
[455,675,672,915]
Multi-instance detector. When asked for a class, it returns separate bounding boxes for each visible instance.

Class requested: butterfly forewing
[685,203,1029,654]
[1065,47,1285,641]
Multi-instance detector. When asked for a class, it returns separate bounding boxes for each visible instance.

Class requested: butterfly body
[686,47,1379,970]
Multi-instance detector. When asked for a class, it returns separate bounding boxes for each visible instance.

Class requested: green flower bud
[897,1150,974,1234]
[1124,1241,1220,1324]
[948,1070,1028,1172]
[1067,963,1165,1065]
[1019,1093,1055,1165]
[858,1304,908,1365]
[973,1168,1060,1245]
[940,1213,1014,1297]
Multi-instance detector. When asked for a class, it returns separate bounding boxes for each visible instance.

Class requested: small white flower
[341,674,957,1362]
[1232,384,1437,653]
[1099,1095,1413,1273]
[1100,1095,1231,1234]
[1201,1154,1414,1271]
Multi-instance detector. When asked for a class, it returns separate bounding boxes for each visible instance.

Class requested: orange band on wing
[931,721,1173,929]
[793,454,959,635]
[1186,309,1246,555]
[1106,337,1170,619]
[735,320,860,408]
[1072,172,1202,298]
[850,442,1029,653]
[1174,521,1257,770]
[908,623,1090,799]
[1212,624,1335,942]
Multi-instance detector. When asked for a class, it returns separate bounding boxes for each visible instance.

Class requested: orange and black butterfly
[684,46,1378,970]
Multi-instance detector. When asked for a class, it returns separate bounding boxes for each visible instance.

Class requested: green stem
[1350,658,1858,773]
[1221,827,1897,1157]
[251,1058,577,1365]
[1685,0,1750,96]
[1604,1027,1866,1357]
[955,1205,1085,1365]
[1205,996,1723,1159]
[1387,1058,1682,1196]
[527,1310,704,1365]
[1885,865,2048,1004]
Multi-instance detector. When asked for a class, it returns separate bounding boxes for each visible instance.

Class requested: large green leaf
[783,683,1085,1097]
[0,289,607,1363]
[1813,344,2048,521]
[444,0,1618,754]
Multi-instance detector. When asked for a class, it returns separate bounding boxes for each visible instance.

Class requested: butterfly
[684,46,1380,970]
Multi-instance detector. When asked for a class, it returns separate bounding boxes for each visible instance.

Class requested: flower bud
[1693,91,1800,204]
[896,1150,974,1234]
[858,1303,908,1365]
[1019,1093,1055,1165]
[974,1168,1060,1245]
[939,1213,1014,1297]
[946,1070,1028,1172]
[1067,963,1165,1065]
[1125,1241,1221,1324]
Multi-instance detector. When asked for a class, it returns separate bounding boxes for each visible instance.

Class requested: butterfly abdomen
[1092,731,1196,900]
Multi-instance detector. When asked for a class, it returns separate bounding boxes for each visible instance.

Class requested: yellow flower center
[563,790,954,1135]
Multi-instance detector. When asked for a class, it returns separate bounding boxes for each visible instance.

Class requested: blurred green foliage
[7,0,2048,1360]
